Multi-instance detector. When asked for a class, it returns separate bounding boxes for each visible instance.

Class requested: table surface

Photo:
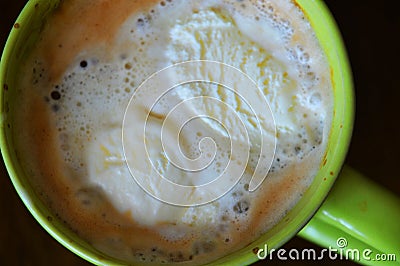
[1,0,399,265]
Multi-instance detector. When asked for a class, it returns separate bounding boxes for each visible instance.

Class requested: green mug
[1,0,399,265]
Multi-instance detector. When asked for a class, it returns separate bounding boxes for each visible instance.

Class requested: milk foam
[14,0,333,264]
[54,1,327,224]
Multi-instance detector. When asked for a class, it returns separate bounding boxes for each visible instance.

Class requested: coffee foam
[12,0,333,264]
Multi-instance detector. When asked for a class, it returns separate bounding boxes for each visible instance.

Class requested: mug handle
[298,165,400,265]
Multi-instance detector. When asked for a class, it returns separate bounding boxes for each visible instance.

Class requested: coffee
[11,0,333,264]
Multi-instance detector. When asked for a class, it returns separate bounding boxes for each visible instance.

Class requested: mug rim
[0,0,115,264]
[0,0,354,265]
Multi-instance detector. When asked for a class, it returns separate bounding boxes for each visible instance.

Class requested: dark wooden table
[1,0,399,265]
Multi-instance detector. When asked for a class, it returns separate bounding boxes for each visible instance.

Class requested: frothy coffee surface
[13,0,333,264]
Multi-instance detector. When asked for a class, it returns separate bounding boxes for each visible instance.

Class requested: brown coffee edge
[37,0,161,83]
